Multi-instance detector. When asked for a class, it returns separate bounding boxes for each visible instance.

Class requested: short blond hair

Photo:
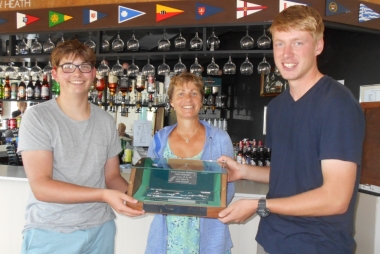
[269,5,324,41]
[167,73,204,102]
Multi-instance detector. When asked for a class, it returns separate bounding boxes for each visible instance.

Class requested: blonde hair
[167,73,204,102]
[269,5,324,41]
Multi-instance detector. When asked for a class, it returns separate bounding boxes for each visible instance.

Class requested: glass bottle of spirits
[10,82,18,100]
[34,76,42,100]
[18,77,27,100]
[51,79,60,98]
[41,75,50,100]
[26,76,34,100]
[4,76,11,99]
[0,78,4,99]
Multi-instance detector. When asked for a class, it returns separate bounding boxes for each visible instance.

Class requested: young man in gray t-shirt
[18,40,144,254]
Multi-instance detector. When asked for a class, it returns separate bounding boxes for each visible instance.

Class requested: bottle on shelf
[34,76,42,100]
[41,75,50,100]
[4,76,11,99]
[10,81,18,100]
[51,79,60,98]
[26,76,34,100]
[0,78,4,99]
[18,77,27,100]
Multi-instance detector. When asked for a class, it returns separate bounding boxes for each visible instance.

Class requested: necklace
[177,124,201,143]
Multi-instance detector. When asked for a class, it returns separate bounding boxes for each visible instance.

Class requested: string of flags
[0,1,379,29]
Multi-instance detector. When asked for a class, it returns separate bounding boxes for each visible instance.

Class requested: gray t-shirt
[18,99,121,233]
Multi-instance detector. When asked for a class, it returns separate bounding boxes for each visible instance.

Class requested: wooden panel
[0,0,177,11]
[0,0,380,34]
[360,102,380,186]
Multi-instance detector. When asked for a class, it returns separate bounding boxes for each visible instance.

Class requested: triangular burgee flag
[17,12,39,29]
[359,3,380,22]
[156,4,184,22]
[83,9,107,25]
[326,0,350,16]
[49,11,72,27]
[279,0,308,12]
[236,1,267,19]
[0,17,7,25]
[119,6,145,23]
[195,2,224,20]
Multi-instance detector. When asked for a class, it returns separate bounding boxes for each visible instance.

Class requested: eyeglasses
[57,63,93,73]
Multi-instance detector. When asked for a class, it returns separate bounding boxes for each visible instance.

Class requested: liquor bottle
[251,147,258,166]
[108,73,118,97]
[0,78,4,99]
[51,79,60,98]
[41,75,50,100]
[4,76,11,99]
[10,82,18,100]
[18,77,27,100]
[34,76,42,100]
[26,76,34,100]
[257,141,265,166]
[265,147,271,166]
[236,141,244,164]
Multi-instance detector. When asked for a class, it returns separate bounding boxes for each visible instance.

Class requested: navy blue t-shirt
[256,76,365,254]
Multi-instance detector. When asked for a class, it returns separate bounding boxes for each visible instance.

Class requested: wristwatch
[256,197,270,217]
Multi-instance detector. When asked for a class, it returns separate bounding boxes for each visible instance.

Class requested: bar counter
[0,164,268,254]
[2,164,378,254]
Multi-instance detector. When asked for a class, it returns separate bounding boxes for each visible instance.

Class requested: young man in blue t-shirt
[218,5,365,254]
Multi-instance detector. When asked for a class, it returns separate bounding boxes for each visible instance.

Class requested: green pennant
[49,11,72,27]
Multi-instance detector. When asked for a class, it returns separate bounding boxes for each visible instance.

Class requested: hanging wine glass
[207,31,220,51]
[17,61,30,79]
[207,57,219,76]
[43,35,55,53]
[158,32,171,51]
[223,56,236,75]
[111,58,124,76]
[173,56,186,75]
[127,58,139,77]
[142,58,155,76]
[30,60,43,78]
[18,37,29,55]
[240,55,254,75]
[97,58,110,76]
[190,32,203,50]
[0,65,4,77]
[56,34,65,47]
[5,62,17,78]
[84,33,96,52]
[190,57,203,76]
[112,32,125,52]
[126,32,139,51]
[43,61,53,75]
[174,31,186,49]
[257,56,271,74]
[101,34,110,52]
[257,29,271,49]
[31,36,42,54]
[240,29,254,49]
[157,57,170,76]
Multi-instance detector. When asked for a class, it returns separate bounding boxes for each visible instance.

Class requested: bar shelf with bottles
[234,139,271,167]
